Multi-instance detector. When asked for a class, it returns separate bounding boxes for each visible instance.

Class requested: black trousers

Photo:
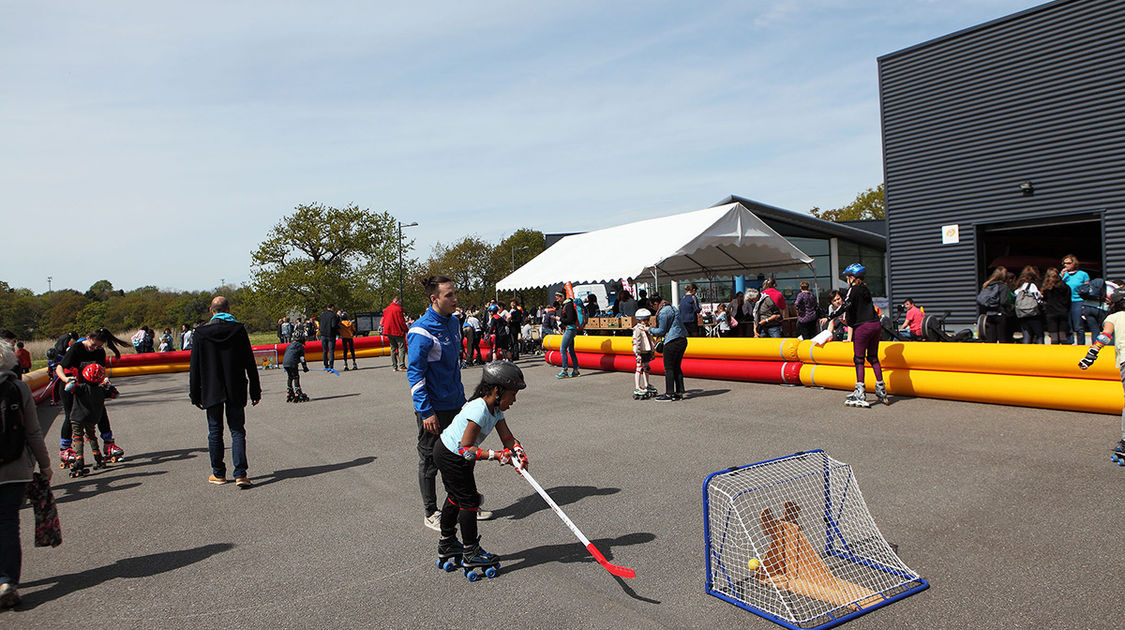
[285,366,302,392]
[662,336,688,395]
[433,441,480,540]
[341,337,356,362]
[416,408,460,516]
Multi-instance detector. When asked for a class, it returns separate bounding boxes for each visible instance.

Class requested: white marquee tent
[496,202,814,291]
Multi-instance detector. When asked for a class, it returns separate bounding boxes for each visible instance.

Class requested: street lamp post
[398,221,418,301]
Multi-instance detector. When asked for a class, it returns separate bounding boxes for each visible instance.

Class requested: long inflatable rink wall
[704,450,928,629]
[103,336,393,377]
[543,334,1121,415]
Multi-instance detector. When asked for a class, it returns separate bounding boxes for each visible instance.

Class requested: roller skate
[351,361,359,371]
[874,381,889,406]
[845,383,870,408]
[105,442,125,463]
[633,387,652,400]
[436,536,464,572]
[460,537,500,581]
[1111,440,1125,466]
[286,390,296,403]
[59,447,77,469]
[295,389,309,403]
[646,384,657,396]
[90,448,105,470]
[69,457,89,478]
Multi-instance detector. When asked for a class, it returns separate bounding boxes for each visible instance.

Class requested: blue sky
[2,0,1039,293]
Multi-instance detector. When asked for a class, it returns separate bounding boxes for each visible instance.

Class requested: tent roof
[496,202,814,291]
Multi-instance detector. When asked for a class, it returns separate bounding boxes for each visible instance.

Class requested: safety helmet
[635,308,652,319]
[842,263,866,278]
[82,363,106,383]
[488,304,499,312]
[481,360,526,390]
[1110,287,1125,306]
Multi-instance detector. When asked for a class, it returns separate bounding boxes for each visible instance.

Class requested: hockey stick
[512,460,635,579]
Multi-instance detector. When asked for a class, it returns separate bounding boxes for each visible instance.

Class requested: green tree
[496,229,547,306]
[424,236,498,311]
[250,203,402,318]
[810,184,885,222]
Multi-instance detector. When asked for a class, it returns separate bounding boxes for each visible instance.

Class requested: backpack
[572,301,588,330]
[1077,278,1106,301]
[976,283,1005,310]
[1014,287,1041,318]
[0,380,26,466]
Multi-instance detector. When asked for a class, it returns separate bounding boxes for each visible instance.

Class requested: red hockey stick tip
[586,543,635,579]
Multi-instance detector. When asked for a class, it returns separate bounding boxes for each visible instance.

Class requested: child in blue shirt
[432,361,529,577]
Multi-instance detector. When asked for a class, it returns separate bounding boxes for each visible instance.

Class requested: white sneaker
[476,509,493,521]
[0,582,20,608]
[424,511,441,531]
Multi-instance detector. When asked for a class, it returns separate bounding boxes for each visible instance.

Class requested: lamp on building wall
[1019,181,1034,196]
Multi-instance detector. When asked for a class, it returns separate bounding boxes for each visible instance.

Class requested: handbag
[654,340,665,354]
[26,472,61,547]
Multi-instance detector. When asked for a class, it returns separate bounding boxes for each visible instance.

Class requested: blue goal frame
[702,449,929,630]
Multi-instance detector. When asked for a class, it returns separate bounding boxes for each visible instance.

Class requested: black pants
[796,320,818,340]
[1018,316,1044,344]
[1045,313,1068,344]
[662,336,688,395]
[508,325,521,359]
[285,366,302,392]
[341,338,356,363]
[982,314,1005,343]
[684,322,700,337]
[433,441,479,541]
[416,408,460,516]
[60,391,112,445]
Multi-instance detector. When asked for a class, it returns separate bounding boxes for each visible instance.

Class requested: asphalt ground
[3,351,1123,630]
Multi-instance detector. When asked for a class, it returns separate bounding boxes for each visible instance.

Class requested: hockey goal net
[703,450,927,630]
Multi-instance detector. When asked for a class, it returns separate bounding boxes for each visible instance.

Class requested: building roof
[712,195,886,249]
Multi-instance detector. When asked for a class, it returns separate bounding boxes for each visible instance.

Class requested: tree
[496,229,547,306]
[424,236,498,311]
[250,203,402,318]
[810,184,885,222]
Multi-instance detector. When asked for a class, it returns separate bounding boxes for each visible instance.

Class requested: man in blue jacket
[408,275,480,530]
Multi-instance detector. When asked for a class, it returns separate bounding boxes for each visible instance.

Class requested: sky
[2,0,1040,294]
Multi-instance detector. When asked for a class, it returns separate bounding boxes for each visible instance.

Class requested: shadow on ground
[13,543,235,609]
[500,532,658,602]
[491,485,621,520]
[249,456,376,488]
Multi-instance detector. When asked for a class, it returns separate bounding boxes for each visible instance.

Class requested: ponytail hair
[89,327,131,359]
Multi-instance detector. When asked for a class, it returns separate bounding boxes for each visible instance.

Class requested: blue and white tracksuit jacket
[407,307,466,418]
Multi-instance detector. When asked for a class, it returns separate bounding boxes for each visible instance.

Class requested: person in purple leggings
[828,263,887,408]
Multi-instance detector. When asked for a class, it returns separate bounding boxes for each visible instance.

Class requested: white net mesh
[704,451,924,629]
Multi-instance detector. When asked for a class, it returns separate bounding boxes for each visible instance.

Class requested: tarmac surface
[4,350,1123,629]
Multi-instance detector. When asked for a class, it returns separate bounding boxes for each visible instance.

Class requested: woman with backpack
[1041,267,1071,345]
[977,266,1011,343]
[1014,266,1044,344]
[0,337,53,609]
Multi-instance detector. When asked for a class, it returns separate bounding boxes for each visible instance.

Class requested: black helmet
[1110,287,1125,306]
[481,360,526,390]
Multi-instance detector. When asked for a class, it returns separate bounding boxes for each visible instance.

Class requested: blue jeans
[760,325,782,338]
[560,329,579,372]
[1082,305,1106,341]
[1068,302,1085,345]
[0,483,25,586]
[321,336,337,369]
[206,402,248,479]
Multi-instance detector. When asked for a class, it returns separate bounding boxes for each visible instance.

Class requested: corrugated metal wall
[878,0,1125,325]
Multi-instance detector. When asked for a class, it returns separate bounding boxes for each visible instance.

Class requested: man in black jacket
[189,296,261,488]
[318,304,341,371]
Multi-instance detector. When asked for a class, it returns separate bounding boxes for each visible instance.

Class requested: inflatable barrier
[109,336,392,368]
[25,368,52,404]
[800,363,1121,416]
[796,339,1118,381]
[545,351,802,385]
[543,334,799,361]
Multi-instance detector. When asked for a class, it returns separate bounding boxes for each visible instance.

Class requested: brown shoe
[208,474,229,485]
[235,477,253,488]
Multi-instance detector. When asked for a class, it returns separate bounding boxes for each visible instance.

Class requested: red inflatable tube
[544,351,802,385]
[109,336,390,367]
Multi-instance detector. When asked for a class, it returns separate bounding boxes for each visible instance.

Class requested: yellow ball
[748,558,760,571]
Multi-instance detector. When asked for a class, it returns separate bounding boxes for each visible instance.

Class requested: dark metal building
[878,0,1125,325]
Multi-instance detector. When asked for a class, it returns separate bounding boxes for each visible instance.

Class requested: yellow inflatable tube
[542,335,799,361]
[796,340,1118,381]
[799,363,1122,415]
[24,368,50,390]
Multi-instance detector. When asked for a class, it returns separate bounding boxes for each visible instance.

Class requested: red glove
[496,448,512,465]
[512,443,529,470]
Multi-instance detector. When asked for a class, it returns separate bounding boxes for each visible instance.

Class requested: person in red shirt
[15,342,32,378]
[382,296,409,371]
[900,298,924,340]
